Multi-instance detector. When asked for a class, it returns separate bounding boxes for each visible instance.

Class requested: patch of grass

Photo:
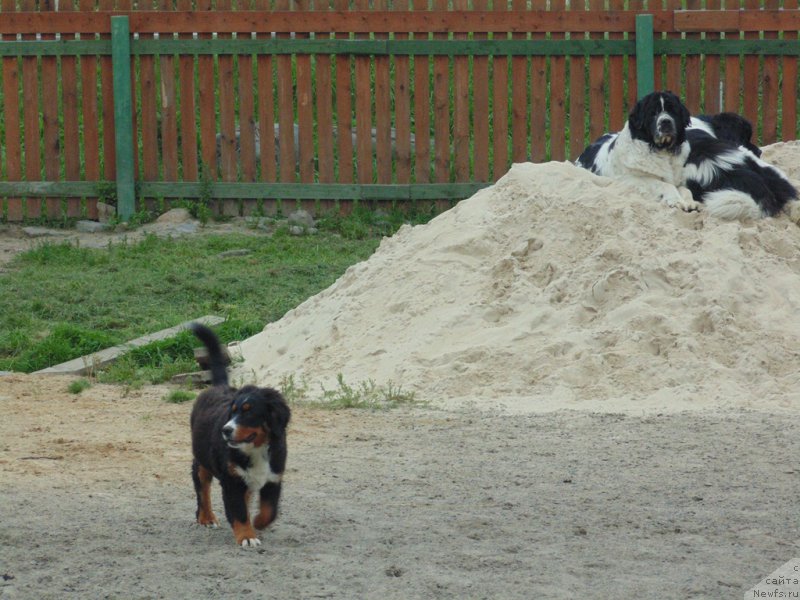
[284,373,420,410]
[164,389,196,404]
[0,229,384,384]
[67,378,92,394]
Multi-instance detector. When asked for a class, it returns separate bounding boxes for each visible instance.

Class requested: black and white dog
[576,91,797,219]
[575,91,700,212]
[689,112,762,157]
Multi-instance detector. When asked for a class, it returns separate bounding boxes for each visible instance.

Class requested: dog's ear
[628,96,648,134]
[265,396,291,434]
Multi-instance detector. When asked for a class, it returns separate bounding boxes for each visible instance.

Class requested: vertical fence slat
[607,0,625,131]
[663,0,681,95]
[703,0,721,113]
[510,0,527,163]
[176,0,197,184]
[432,0,450,186]
[20,0,41,219]
[61,1,81,218]
[393,0,413,184]
[782,0,798,141]
[256,51,276,187]
[529,0,546,162]
[139,8,160,188]
[315,29,335,190]
[354,0,373,185]
[334,0,354,187]
[196,0,216,181]
[492,0,509,175]
[2,0,22,221]
[79,0,100,198]
[742,0,760,137]
[453,0,471,181]
[98,0,115,195]
[683,0,701,112]
[761,0,779,144]
[40,0,60,219]
[413,0,431,184]
[111,15,135,221]
[587,0,605,145]
[549,0,566,161]
[295,0,315,211]
[472,0,491,177]
[158,0,179,184]
[568,0,586,161]
[374,0,393,186]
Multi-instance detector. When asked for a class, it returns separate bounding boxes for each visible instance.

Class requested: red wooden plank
[155,0,178,184]
[607,0,624,132]
[276,0,296,186]
[529,0,546,162]
[334,0,353,186]
[742,0,760,139]
[238,54,257,183]
[761,0,780,144]
[781,0,798,141]
[20,0,40,219]
[0,10,681,35]
[587,0,605,145]
[354,0,373,186]
[492,7,509,177]
[139,55,160,184]
[295,0,315,191]
[98,0,116,189]
[683,0,701,114]
[626,0,642,113]
[177,0,197,183]
[393,0,412,184]
[510,0,528,164]
[724,53,741,113]
[196,0,217,182]
[549,0,567,162]
[373,0,393,185]
[568,1,586,161]
[256,54,276,184]
[60,0,81,218]
[79,0,100,186]
[471,0,491,177]
[663,0,682,97]
[216,0,236,193]
[702,0,721,114]
[452,0,470,181]
[432,0,449,185]
[2,52,22,221]
[315,50,334,185]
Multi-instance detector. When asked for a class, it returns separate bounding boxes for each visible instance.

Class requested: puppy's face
[629,91,690,152]
[221,386,290,450]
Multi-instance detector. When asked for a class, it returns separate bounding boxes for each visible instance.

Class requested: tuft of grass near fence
[0,212,427,384]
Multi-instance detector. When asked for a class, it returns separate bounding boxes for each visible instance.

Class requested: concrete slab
[33,315,225,376]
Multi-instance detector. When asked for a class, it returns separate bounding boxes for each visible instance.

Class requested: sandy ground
[0,373,798,599]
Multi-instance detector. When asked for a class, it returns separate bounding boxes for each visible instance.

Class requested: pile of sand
[236,142,800,413]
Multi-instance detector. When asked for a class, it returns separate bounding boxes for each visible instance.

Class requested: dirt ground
[0,373,798,600]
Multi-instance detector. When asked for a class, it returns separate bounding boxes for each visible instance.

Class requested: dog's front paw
[197,512,219,528]
[240,537,262,548]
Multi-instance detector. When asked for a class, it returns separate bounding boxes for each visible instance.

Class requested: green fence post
[110,15,135,221]
[635,14,655,99]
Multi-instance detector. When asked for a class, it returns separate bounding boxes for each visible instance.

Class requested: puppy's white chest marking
[235,448,282,491]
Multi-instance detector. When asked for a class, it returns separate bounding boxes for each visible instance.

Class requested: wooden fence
[0,3,798,221]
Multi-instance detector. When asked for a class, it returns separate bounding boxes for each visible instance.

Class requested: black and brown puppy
[189,323,290,548]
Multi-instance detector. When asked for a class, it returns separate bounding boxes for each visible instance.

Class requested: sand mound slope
[237,149,800,413]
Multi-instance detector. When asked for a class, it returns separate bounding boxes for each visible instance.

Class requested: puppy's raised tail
[189,323,229,387]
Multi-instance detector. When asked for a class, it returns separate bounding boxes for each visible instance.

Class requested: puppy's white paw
[240,537,261,548]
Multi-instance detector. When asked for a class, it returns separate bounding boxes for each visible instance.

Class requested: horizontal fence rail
[0,7,798,222]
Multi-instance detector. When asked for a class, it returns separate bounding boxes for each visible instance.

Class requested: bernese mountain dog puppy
[575,90,700,212]
[189,323,291,548]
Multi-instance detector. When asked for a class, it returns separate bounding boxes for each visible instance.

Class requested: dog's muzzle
[654,115,677,148]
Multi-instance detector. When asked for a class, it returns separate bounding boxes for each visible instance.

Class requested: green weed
[164,389,196,404]
[67,378,92,394]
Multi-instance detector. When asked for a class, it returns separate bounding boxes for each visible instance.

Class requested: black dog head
[628,91,691,153]
[707,112,762,157]
[221,385,291,449]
